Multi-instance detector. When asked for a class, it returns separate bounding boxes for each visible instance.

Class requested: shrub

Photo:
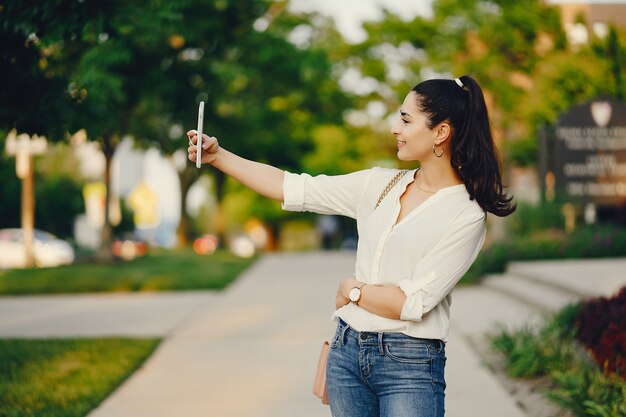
[508,201,565,237]
[492,294,626,417]
[492,303,583,378]
[548,367,626,417]
[461,225,626,284]
[35,175,85,239]
[575,287,626,378]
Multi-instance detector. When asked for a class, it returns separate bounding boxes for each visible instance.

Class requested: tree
[33,0,288,253]
[130,5,357,246]
[0,0,103,138]
[2,0,360,252]
[331,0,626,171]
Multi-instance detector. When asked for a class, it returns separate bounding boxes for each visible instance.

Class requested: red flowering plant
[575,287,626,378]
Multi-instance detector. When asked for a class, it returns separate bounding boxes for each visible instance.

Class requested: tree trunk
[98,134,115,261]
[21,154,35,267]
[214,170,227,248]
[176,165,198,247]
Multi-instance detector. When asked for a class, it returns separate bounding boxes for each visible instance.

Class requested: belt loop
[340,322,349,346]
[377,332,384,355]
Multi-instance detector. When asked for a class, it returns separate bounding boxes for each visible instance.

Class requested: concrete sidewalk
[2,253,624,417]
[0,291,220,338]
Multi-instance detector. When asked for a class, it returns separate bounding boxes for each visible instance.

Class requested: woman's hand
[336,278,360,310]
[187,130,219,165]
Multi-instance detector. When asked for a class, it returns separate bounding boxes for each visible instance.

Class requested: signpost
[5,130,48,267]
[553,99,626,207]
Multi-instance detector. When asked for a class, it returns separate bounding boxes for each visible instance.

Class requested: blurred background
[1,0,626,260]
[1,1,625,417]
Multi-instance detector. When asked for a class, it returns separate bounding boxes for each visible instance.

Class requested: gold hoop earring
[433,143,444,158]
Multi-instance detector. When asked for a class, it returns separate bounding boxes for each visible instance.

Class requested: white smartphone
[196,101,205,168]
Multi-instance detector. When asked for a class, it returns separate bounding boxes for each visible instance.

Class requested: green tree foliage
[0,133,21,229]
[208,11,362,240]
[342,0,626,168]
[1,0,359,248]
[0,0,99,137]
[34,175,84,239]
[133,5,357,242]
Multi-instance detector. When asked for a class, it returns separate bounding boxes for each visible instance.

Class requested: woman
[187,74,515,417]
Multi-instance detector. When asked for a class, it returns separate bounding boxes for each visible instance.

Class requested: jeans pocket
[330,324,345,349]
[384,344,431,364]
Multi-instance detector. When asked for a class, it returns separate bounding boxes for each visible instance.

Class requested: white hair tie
[454,78,464,88]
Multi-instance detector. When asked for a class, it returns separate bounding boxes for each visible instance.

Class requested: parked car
[112,234,149,261]
[0,228,75,269]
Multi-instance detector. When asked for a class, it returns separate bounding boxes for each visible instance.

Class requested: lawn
[0,248,256,295]
[0,338,161,417]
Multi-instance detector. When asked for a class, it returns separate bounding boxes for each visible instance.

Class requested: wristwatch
[349,284,366,305]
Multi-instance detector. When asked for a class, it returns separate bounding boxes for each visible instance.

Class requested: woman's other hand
[336,278,359,310]
[187,130,219,165]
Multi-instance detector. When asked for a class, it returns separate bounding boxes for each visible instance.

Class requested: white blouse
[282,167,486,342]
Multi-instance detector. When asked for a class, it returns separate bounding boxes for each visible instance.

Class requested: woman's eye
[401,119,409,124]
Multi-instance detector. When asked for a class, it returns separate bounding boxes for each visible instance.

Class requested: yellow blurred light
[244,219,269,249]
[169,34,185,50]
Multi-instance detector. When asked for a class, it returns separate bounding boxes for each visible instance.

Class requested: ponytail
[412,75,515,217]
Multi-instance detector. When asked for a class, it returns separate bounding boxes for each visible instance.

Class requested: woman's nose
[390,121,400,135]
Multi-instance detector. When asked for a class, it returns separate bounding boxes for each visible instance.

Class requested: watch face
[349,287,361,302]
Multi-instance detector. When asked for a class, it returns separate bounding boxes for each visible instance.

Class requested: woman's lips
[397,140,406,148]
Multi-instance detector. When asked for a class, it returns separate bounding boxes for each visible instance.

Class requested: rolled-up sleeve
[398,210,486,321]
[282,169,372,219]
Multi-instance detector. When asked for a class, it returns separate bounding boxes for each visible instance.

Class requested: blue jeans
[326,319,446,417]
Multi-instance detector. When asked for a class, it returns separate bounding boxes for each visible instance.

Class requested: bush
[548,367,626,417]
[35,175,85,239]
[492,303,583,378]
[506,137,538,168]
[492,292,626,417]
[575,287,626,378]
[0,149,21,229]
[461,225,626,284]
[508,201,565,237]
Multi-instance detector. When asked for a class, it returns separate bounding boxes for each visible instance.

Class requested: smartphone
[196,101,205,168]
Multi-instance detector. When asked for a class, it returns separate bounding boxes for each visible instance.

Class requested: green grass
[0,248,256,295]
[0,338,160,417]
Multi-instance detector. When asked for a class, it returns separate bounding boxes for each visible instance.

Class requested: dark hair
[412,75,516,217]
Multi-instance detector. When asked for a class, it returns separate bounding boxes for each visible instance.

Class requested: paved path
[1,253,624,417]
[89,252,346,417]
[0,292,219,337]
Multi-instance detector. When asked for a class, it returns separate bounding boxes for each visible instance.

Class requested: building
[548,1,626,44]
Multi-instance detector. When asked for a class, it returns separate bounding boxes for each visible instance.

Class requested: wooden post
[538,124,548,204]
[5,130,47,268]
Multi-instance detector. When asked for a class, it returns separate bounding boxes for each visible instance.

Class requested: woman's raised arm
[187,130,284,202]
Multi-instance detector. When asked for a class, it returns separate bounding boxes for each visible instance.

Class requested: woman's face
[390,91,436,162]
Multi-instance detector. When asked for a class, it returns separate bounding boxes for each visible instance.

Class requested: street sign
[5,129,48,156]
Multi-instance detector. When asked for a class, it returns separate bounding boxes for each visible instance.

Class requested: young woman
[187,74,515,417]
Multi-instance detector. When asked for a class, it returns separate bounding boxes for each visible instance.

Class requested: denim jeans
[326,319,446,417]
